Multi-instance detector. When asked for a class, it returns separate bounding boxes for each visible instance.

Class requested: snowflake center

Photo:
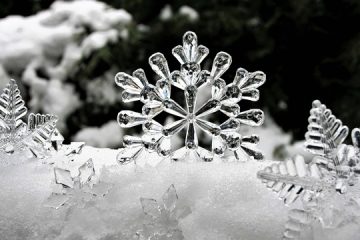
[187,113,195,122]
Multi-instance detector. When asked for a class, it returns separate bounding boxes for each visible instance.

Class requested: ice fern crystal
[305,100,349,168]
[304,100,360,193]
[115,31,266,163]
[0,79,27,131]
[28,113,58,147]
[258,155,326,205]
[257,100,360,239]
[0,79,62,156]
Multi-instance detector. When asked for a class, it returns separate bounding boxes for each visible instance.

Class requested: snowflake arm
[27,113,58,146]
[257,155,328,205]
[258,100,360,239]
[305,100,349,166]
[283,209,315,239]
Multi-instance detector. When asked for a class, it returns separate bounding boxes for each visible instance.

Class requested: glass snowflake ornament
[0,79,63,157]
[137,184,191,240]
[257,100,360,239]
[115,31,266,164]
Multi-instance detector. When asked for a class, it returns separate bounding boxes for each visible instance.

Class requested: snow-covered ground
[0,144,358,240]
[0,145,288,240]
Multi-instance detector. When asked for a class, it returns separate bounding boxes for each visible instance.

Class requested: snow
[81,30,119,57]
[159,5,173,21]
[39,79,81,131]
[159,4,173,21]
[86,71,121,105]
[0,0,132,133]
[1,143,358,239]
[159,5,199,22]
[0,146,288,239]
[73,121,123,148]
[179,6,199,22]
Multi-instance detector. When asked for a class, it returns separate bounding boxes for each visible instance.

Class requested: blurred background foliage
[1,0,360,141]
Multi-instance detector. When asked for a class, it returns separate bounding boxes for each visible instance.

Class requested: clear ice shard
[257,99,360,239]
[54,167,74,188]
[0,79,61,156]
[65,142,85,155]
[117,146,143,165]
[78,158,95,186]
[162,184,178,212]
[140,198,161,219]
[115,31,266,164]
[138,185,190,240]
[47,155,107,209]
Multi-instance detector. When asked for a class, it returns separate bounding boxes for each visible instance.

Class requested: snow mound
[2,145,358,240]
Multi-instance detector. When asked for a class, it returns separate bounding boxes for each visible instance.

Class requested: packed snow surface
[1,145,358,240]
[0,146,288,240]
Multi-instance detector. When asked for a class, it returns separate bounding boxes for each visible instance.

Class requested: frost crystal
[257,100,360,239]
[47,158,110,209]
[137,184,191,240]
[115,31,266,163]
[0,79,63,157]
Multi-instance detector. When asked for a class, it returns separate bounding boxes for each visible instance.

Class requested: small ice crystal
[137,185,190,240]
